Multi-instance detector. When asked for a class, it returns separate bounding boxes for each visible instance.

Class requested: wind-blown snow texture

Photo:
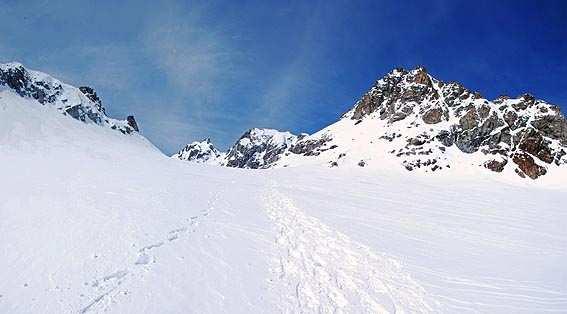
[1,64,566,313]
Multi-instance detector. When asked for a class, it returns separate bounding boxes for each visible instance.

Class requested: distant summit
[175,66,567,179]
[173,128,297,169]
[172,138,224,165]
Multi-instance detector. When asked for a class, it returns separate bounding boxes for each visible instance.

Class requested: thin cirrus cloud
[144,14,232,96]
[137,2,258,151]
[1,0,566,154]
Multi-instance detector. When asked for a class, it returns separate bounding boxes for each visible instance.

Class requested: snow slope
[1,87,566,313]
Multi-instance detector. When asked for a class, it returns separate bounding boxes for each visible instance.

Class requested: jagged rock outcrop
[225,128,297,169]
[172,139,223,164]
[0,62,138,135]
[512,152,547,179]
[289,133,335,156]
[484,158,508,172]
[340,67,567,179]
[126,116,139,132]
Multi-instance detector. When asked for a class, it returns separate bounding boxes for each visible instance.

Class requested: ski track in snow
[263,182,439,314]
[78,192,221,313]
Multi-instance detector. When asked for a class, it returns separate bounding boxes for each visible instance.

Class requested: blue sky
[1,0,566,153]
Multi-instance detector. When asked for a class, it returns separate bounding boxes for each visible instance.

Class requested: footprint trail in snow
[79,192,220,313]
[263,183,439,314]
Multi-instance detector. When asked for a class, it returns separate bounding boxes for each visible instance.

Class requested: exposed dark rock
[531,115,567,144]
[459,109,479,130]
[290,136,331,156]
[389,112,408,122]
[512,153,547,179]
[1,63,135,135]
[409,138,425,146]
[79,86,103,109]
[0,63,62,104]
[411,67,430,85]
[403,158,438,171]
[484,159,507,172]
[225,129,296,169]
[478,105,491,119]
[480,112,504,137]
[515,168,526,178]
[512,94,536,111]
[423,108,443,124]
[173,138,222,163]
[455,130,482,153]
[436,130,455,147]
[498,128,512,146]
[555,149,566,166]
[517,129,553,163]
[127,116,139,132]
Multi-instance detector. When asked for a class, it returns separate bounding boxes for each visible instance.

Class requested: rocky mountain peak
[175,66,567,180]
[408,66,431,85]
[0,62,138,135]
[172,138,223,164]
[340,67,567,178]
[224,128,297,169]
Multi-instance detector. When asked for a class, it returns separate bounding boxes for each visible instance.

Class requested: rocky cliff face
[176,66,567,179]
[224,128,297,169]
[0,62,138,135]
[340,67,567,179]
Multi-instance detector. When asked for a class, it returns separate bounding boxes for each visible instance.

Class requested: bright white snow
[1,88,566,313]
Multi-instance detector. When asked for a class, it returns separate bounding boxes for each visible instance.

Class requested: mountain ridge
[2,61,565,180]
[0,62,139,135]
[174,66,567,179]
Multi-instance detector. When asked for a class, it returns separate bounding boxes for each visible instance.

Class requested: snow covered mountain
[173,128,299,169]
[176,67,567,179]
[172,138,224,164]
[0,62,139,134]
[1,62,566,313]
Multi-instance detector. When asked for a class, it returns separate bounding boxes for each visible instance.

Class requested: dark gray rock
[422,108,443,124]
[459,109,479,130]
[436,130,455,147]
[531,115,567,144]
[290,136,331,156]
[126,116,139,132]
[0,63,62,104]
